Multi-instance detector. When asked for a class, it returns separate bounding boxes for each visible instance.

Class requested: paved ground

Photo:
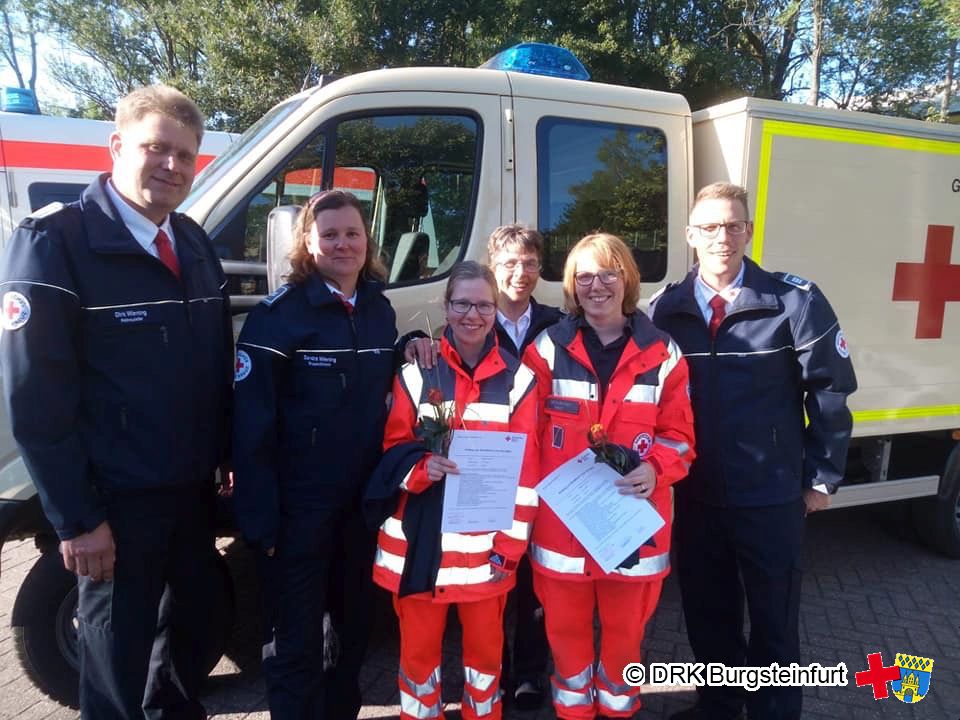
[1,502,958,720]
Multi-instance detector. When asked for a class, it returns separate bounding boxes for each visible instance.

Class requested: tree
[816,0,948,115]
[0,0,39,94]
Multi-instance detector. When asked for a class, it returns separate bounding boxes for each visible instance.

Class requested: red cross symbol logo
[855,651,901,700]
[5,299,20,320]
[892,225,960,339]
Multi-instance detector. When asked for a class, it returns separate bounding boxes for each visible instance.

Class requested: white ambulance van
[1,44,957,706]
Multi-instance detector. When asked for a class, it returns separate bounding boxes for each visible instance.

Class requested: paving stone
[2,504,959,719]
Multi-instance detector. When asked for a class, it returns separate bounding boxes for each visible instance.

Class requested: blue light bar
[480,43,590,81]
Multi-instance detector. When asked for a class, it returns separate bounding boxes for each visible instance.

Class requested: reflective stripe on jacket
[522,313,695,582]
[373,328,540,602]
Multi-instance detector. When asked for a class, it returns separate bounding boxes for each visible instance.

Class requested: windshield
[182,94,313,212]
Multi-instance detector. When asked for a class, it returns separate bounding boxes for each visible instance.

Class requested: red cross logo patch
[1,291,31,330]
[835,329,849,358]
[632,432,653,458]
[234,349,252,382]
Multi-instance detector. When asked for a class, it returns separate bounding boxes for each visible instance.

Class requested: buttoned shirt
[694,262,745,323]
[324,281,358,306]
[104,179,175,258]
[496,303,533,350]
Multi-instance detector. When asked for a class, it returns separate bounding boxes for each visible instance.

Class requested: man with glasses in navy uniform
[488,225,561,710]
[650,182,856,720]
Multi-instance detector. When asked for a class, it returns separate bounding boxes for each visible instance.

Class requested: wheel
[913,443,960,558]
[11,548,236,709]
[11,550,81,707]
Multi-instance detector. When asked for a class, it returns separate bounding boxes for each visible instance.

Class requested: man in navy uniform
[650,182,856,720]
[488,225,562,709]
[0,85,232,720]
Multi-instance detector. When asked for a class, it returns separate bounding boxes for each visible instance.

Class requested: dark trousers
[259,504,376,720]
[502,554,549,689]
[77,487,216,720]
[674,498,805,720]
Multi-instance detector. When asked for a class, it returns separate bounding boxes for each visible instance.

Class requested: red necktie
[709,294,726,338]
[154,229,181,280]
[337,295,354,316]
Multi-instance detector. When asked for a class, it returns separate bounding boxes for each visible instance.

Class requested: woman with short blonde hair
[523,232,695,720]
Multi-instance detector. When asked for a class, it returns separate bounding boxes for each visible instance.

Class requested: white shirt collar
[497,302,533,349]
[694,262,745,322]
[105,179,175,258]
[324,281,358,306]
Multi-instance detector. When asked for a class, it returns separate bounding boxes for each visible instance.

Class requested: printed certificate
[441,430,527,533]
[536,448,664,573]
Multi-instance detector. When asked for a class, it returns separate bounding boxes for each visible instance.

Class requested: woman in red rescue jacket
[522,233,695,720]
[371,261,539,720]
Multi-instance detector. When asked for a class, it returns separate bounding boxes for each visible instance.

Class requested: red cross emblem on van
[892,225,960,339]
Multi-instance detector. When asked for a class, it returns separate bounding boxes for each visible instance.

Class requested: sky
[1,32,78,112]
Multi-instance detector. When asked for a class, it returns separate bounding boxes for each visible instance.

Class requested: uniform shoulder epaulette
[21,202,65,225]
[649,281,679,303]
[773,272,813,291]
[260,283,293,308]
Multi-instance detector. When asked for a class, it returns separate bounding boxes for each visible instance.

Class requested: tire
[11,550,81,708]
[913,443,960,558]
[11,549,236,709]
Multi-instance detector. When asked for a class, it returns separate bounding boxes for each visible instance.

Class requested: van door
[512,96,691,306]
[0,171,12,246]
[200,87,507,334]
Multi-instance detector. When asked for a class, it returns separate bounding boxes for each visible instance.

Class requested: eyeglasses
[448,299,497,316]
[691,221,750,239]
[574,269,621,287]
[497,259,542,274]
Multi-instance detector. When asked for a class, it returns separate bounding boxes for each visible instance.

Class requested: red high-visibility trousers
[393,593,507,720]
[533,573,663,720]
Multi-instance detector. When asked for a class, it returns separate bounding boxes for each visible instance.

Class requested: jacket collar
[549,310,663,351]
[494,296,562,356]
[440,325,505,382]
[304,273,386,309]
[729,257,780,314]
[658,257,779,318]
[80,174,209,273]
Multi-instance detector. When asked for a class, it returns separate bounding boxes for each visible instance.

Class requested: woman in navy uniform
[233,190,398,720]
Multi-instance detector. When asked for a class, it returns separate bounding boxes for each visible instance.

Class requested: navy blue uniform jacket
[493,297,563,358]
[650,258,857,507]
[0,175,234,540]
[232,275,398,548]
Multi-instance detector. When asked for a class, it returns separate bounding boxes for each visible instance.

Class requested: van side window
[334,113,479,286]
[28,182,87,210]
[537,117,668,283]
[218,113,479,297]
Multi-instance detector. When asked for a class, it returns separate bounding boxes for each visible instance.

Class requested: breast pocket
[296,368,346,409]
[614,402,658,458]
[543,396,585,452]
[84,316,170,373]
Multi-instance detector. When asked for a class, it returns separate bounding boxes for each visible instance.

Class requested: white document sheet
[441,430,528,533]
[535,448,665,573]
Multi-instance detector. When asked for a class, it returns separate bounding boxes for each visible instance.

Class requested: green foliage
[27,0,960,127]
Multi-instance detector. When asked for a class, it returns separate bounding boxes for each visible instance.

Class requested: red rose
[427,388,444,405]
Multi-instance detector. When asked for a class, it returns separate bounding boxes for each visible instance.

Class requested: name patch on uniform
[113,309,150,324]
[632,432,653,457]
[835,329,849,358]
[302,354,337,368]
[235,349,252,381]
[545,397,581,415]
[1,291,31,330]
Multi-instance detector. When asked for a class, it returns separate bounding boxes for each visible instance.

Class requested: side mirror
[266,205,300,293]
